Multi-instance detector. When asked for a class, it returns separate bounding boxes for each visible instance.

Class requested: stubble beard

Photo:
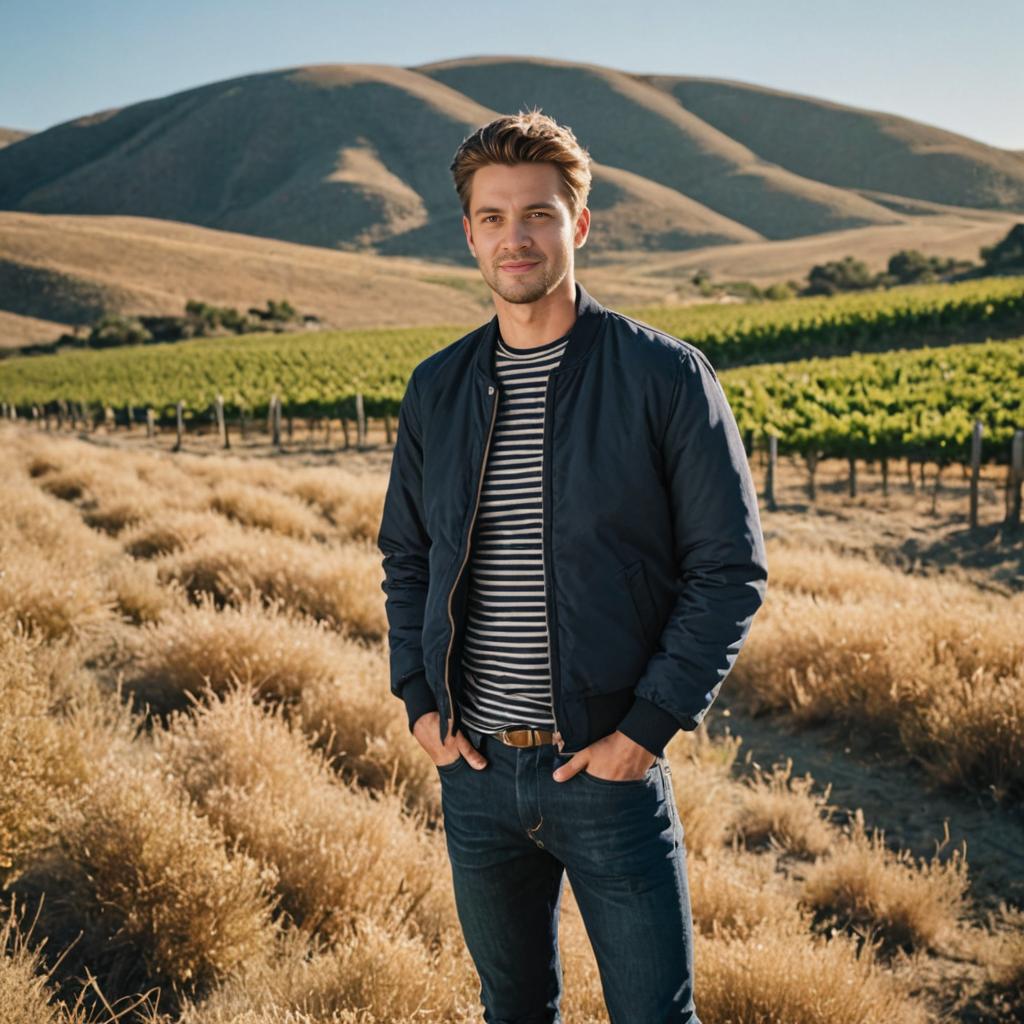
[483,253,569,305]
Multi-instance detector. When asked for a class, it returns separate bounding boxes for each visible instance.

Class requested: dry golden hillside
[648,76,1024,211]
[0,207,1018,345]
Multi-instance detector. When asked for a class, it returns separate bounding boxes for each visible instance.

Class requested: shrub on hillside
[981,223,1024,272]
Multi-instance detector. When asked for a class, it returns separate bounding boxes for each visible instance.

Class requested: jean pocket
[436,754,467,775]
[579,762,659,787]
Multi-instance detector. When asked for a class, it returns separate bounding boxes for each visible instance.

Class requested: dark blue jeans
[436,723,702,1024]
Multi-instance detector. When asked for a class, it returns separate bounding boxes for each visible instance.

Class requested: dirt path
[705,693,1024,914]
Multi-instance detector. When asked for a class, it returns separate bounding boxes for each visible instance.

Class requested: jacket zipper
[442,382,500,739]
[541,374,564,749]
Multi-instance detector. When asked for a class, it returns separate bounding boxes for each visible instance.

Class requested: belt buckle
[499,728,550,748]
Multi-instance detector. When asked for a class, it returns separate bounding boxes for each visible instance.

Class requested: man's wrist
[399,670,438,733]
[616,696,680,758]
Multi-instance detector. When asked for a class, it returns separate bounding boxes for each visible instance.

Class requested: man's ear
[462,214,476,258]
[574,207,591,249]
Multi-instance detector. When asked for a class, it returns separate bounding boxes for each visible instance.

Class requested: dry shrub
[207,480,328,540]
[174,915,476,1024]
[0,619,93,880]
[0,898,153,1024]
[81,494,163,536]
[288,468,388,543]
[120,510,227,560]
[13,760,278,1003]
[982,903,1024,994]
[729,757,836,858]
[154,527,386,638]
[732,540,1024,799]
[801,811,969,955]
[688,850,806,940]
[697,917,929,1024]
[176,456,385,544]
[902,668,1024,802]
[121,593,341,710]
[0,899,65,1024]
[662,727,742,856]
[157,687,456,946]
[106,561,189,625]
[0,476,121,641]
[121,594,439,815]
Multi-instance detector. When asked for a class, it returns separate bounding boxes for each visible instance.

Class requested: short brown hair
[450,109,592,218]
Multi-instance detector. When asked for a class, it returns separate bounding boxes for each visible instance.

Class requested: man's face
[462,162,590,305]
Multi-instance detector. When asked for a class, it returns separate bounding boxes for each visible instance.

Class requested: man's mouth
[498,260,540,274]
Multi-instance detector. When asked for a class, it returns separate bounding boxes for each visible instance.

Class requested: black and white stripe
[458,329,570,734]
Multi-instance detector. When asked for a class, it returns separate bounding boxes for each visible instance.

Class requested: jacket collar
[473,281,607,384]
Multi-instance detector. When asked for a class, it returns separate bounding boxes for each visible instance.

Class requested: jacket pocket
[624,560,659,648]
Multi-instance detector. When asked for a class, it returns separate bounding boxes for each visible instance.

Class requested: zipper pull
[488,385,495,395]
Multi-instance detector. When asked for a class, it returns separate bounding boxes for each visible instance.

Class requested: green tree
[980,223,1024,272]
[805,256,877,296]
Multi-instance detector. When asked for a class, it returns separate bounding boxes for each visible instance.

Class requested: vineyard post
[325,411,332,446]
[273,395,282,449]
[1005,429,1023,532]
[930,461,944,516]
[215,393,229,449]
[764,434,777,511]
[341,414,350,449]
[240,406,248,441]
[146,408,155,438]
[174,400,184,452]
[969,420,983,530]
[384,410,393,445]
[355,392,366,449]
[0,402,6,419]
[57,400,66,431]
[880,456,889,497]
[848,455,857,499]
[31,405,39,430]
[806,450,818,502]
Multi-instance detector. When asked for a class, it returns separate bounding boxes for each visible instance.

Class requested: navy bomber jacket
[376,282,768,758]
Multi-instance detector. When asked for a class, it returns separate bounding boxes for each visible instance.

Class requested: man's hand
[552,729,656,782]
[412,711,488,770]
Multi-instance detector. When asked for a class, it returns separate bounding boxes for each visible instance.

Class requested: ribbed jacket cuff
[616,696,681,758]
[399,670,438,733]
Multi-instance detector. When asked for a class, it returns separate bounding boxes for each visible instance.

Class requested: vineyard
[1,279,1023,474]
[729,338,1024,463]
[625,274,1024,367]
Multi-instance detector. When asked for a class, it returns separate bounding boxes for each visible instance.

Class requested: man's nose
[501,220,532,250]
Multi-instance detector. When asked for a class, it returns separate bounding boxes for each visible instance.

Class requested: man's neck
[493,276,577,350]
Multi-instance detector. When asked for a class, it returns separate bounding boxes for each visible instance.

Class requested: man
[377,110,768,1024]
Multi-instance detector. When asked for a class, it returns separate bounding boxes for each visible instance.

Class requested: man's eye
[530,212,549,218]
[483,216,499,224]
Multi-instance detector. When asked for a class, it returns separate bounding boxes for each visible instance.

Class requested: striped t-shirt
[457,328,570,734]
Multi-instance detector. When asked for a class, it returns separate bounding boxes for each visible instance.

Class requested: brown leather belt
[493,727,557,748]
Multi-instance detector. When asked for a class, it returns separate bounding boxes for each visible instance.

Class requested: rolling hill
[1,56,1021,263]
[0,57,1021,339]
[0,128,31,150]
[642,75,1024,211]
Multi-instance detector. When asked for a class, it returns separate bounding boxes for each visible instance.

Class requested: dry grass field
[1,418,1023,1023]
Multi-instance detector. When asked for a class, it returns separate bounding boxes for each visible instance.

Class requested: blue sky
[3,0,1022,149]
